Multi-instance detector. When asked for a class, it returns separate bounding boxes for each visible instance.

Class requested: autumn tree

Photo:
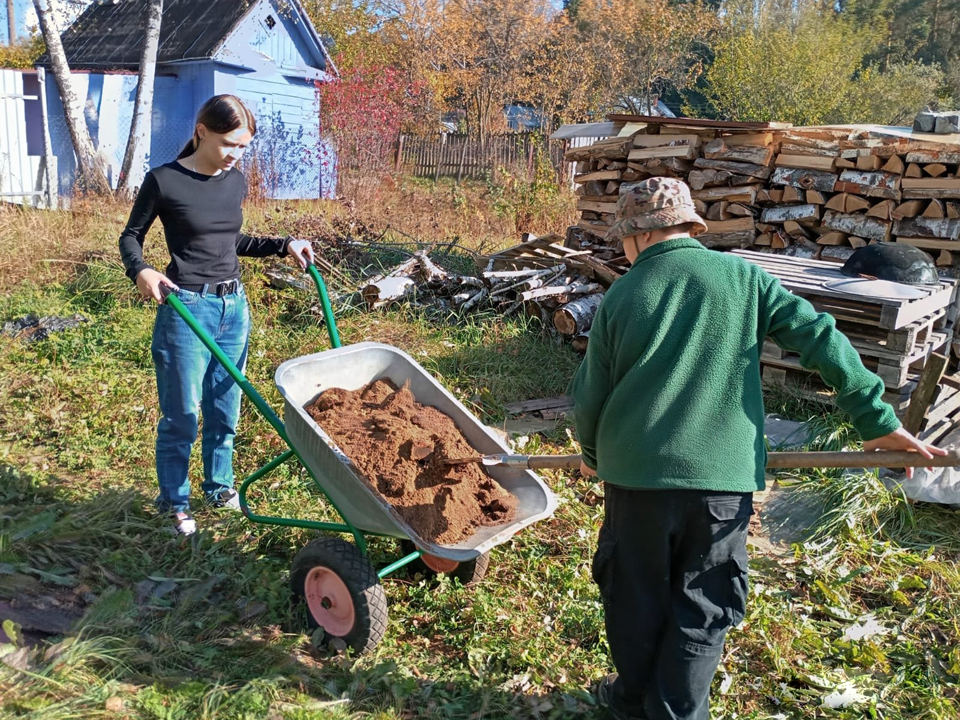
[574,0,719,116]
[703,0,944,124]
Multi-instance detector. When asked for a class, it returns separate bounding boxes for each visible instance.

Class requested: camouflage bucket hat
[606,177,708,244]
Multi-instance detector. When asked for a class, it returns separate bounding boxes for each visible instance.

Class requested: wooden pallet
[733,249,956,330]
[761,364,916,413]
[919,382,960,444]
[762,330,952,390]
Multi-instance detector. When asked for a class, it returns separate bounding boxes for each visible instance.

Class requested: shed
[37,0,337,200]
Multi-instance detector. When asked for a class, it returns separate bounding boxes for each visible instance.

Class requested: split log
[822,210,891,241]
[784,221,813,239]
[760,204,820,224]
[632,133,702,149]
[577,200,619,214]
[905,163,923,178]
[778,136,840,153]
[892,200,925,219]
[521,282,604,302]
[835,158,856,169]
[727,203,754,217]
[554,294,604,336]
[698,230,757,248]
[687,168,748,190]
[703,138,774,165]
[923,200,946,218]
[693,157,772,179]
[629,145,698,161]
[817,232,848,246]
[565,137,633,161]
[705,203,726,221]
[896,237,960,251]
[782,186,803,203]
[605,181,621,196]
[835,170,900,200]
[849,236,867,248]
[820,246,856,263]
[925,163,949,178]
[937,250,955,266]
[755,232,773,246]
[704,218,755,234]
[893,217,960,240]
[455,287,488,311]
[484,265,565,279]
[363,276,415,309]
[631,157,695,175]
[770,167,838,193]
[856,154,883,171]
[881,155,905,174]
[806,190,827,205]
[950,203,960,219]
[779,144,839,158]
[866,200,895,220]
[571,331,590,353]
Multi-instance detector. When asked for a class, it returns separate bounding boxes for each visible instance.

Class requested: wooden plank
[628,145,697,161]
[775,154,837,171]
[503,395,574,415]
[896,236,960,250]
[690,185,760,203]
[720,132,773,147]
[577,200,619,214]
[903,352,949,434]
[574,170,621,183]
[605,114,792,130]
[770,166,838,193]
[632,133,702,148]
[906,150,960,164]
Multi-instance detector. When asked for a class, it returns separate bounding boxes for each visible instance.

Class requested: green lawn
[0,197,958,719]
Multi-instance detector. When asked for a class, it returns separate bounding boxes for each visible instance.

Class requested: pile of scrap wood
[563,116,960,278]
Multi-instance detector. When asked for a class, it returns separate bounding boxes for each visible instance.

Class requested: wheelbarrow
[164,265,557,654]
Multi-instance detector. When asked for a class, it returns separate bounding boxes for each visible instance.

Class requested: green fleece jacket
[569,238,901,492]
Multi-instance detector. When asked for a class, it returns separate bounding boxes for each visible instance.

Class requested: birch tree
[31,0,110,194]
[7,0,15,43]
[117,0,163,196]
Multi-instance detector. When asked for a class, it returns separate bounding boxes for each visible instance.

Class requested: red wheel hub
[304,566,355,636]
[421,553,460,574]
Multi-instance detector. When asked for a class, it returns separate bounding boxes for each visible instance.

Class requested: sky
[2,0,92,43]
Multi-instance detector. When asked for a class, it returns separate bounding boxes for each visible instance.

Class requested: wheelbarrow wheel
[400,540,490,587]
[290,537,388,654]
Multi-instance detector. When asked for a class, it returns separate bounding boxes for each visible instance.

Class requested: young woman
[119,94,314,535]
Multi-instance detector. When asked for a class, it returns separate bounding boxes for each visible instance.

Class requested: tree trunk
[7,0,15,43]
[117,0,163,197]
[32,0,111,195]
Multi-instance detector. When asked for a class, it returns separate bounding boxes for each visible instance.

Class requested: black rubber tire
[400,540,490,587]
[290,537,388,654]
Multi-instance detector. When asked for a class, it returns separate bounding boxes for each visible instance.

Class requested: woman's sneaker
[171,511,197,536]
[208,489,241,511]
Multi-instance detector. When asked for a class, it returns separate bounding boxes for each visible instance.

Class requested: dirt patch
[305,379,517,544]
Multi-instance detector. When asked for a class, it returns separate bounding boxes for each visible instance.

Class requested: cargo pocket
[704,493,752,627]
[728,553,749,626]
[591,524,617,603]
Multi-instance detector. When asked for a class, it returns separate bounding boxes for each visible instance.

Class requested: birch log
[553,294,604,336]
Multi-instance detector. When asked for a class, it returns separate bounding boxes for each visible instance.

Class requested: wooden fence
[396,133,569,182]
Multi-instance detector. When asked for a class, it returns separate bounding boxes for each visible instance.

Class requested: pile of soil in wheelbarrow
[304,379,517,544]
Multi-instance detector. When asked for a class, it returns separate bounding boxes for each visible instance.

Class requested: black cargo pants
[592,483,752,720]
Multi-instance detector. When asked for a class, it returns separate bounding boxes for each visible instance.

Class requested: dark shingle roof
[39,0,255,70]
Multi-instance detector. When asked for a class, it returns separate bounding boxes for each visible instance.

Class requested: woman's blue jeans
[151,286,250,513]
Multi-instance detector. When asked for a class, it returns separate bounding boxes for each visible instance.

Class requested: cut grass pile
[0,184,958,719]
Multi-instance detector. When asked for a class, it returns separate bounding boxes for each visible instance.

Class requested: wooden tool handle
[521,449,960,471]
[765,449,960,468]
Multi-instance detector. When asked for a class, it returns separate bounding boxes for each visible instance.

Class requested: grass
[0,177,958,719]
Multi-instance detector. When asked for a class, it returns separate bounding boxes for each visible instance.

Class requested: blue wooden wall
[43,0,335,199]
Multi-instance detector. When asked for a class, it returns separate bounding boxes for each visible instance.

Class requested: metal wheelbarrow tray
[163,264,558,655]
[276,342,557,562]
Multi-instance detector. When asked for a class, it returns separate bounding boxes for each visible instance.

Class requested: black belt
[178,279,241,297]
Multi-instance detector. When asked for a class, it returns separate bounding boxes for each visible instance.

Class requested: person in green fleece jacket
[570,177,945,720]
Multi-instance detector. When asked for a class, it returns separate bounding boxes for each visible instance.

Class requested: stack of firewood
[565,121,960,279]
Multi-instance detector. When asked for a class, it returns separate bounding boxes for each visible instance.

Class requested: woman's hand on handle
[136,268,179,304]
[286,238,315,270]
[863,426,949,478]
